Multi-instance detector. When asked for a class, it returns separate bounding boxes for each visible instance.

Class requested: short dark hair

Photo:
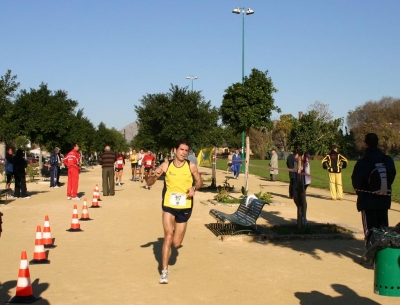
[174,139,191,150]
[364,133,379,148]
[331,145,338,150]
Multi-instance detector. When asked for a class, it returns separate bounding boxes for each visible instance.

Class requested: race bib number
[146,161,152,166]
[170,193,187,207]
[117,160,123,164]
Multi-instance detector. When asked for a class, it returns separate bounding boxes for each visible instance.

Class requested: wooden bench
[209,196,268,235]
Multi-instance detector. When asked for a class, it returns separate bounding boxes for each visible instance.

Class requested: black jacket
[12,155,27,176]
[286,154,297,179]
[352,147,396,211]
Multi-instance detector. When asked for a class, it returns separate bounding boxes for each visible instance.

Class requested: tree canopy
[347,96,400,154]
[133,85,221,152]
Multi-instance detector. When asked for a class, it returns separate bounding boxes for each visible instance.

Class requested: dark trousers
[57,166,60,184]
[50,166,59,187]
[361,209,389,237]
[14,174,28,197]
[102,167,115,196]
[289,178,296,198]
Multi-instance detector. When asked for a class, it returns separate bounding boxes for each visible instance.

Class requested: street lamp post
[232,7,254,171]
[186,75,198,92]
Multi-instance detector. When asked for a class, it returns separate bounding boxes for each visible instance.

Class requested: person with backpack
[321,145,348,200]
[351,133,396,238]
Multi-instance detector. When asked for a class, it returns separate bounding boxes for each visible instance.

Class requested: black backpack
[367,155,394,195]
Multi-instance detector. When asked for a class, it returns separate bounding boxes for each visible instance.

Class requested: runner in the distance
[146,139,203,284]
[142,150,155,189]
[130,149,139,181]
[137,149,145,182]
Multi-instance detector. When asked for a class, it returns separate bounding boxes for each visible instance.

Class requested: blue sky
[2,0,400,131]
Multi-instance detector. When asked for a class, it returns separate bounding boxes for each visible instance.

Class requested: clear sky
[2,0,400,131]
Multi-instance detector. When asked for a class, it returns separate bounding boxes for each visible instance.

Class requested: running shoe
[67,197,72,200]
[6,194,14,199]
[159,269,168,284]
[21,196,31,199]
[72,197,81,200]
[54,186,60,189]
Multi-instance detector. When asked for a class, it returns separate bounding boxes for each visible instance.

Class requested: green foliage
[0,70,20,143]
[214,179,236,202]
[220,68,280,134]
[134,85,222,151]
[288,110,343,155]
[93,122,127,153]
[254,184,272,203]
[26,164,39,182]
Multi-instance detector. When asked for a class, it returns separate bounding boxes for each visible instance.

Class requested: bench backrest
[234,196,265,224]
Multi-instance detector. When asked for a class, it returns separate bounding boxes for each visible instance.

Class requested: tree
[134,85,221,152]
[307,101,334,123]
[272,114,296,151]
[289,110,343,155]
[93,122,128,153]
[11,83,80,167]
[249,127,273,159]
[220,68,280,190]
[0,70,20,143]
[347,97,400,154]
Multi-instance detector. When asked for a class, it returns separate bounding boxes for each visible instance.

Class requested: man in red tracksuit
[63,143,81,200]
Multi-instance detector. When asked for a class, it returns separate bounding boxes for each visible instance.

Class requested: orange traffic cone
[43,215,55,248]
[95,184,101,201]
[90,195,100,208]
[66,205,83,232]
[79,198,92,221]
[8,251,42,303]
[29,226,50,264]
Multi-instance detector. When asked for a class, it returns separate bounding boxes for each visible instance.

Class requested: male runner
[146,139,203,284]
[142,150,155,189]
[137,149,145,182]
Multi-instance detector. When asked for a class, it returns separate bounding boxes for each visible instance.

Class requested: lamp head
[186,76,191,79]
[246,8,254,15]
[194,76,198,80]
[232,7,241,14]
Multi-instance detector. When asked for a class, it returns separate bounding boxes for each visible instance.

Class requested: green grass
[215,159,400,201]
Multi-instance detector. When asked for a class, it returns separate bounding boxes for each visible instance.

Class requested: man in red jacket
[63,143,81,200]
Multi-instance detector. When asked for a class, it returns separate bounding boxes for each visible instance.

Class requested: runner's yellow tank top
[162,161,194,209]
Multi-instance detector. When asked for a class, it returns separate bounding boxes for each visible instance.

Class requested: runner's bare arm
[146,162,167,186]
[187,163,203,197]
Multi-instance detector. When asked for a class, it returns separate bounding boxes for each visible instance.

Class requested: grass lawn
[215,159,400,202]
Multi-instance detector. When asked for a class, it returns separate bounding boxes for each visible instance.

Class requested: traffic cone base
[79,217,92,221]
[29,258,50,264]
[8,294,42,303]
[66,228,83,232]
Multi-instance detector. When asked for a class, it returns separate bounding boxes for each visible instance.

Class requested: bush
[26,164,39,182]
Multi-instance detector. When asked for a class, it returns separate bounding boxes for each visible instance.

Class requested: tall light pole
[232,7,254,172]
[186,75,198,92]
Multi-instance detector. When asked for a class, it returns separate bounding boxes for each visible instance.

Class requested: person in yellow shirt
[130,149,139,181]
[146,139,203,284]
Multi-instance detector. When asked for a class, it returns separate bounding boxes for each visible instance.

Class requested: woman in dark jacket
[12,149,30,199]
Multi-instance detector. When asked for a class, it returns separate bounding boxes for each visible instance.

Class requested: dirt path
[1,164,399,304]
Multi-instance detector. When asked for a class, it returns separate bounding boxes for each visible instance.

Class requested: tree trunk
[210,147,217,188]
[245,133,250,191]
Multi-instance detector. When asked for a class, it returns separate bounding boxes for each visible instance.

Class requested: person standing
[186,149,198,165]
[351,133,396,238]
[115,152,125,186]
[130,149,139,181]
[322,145,348,200]
[137,149,145,182]
[142,150,156,189]
[63,143,81,200]
[49,147,61,188]
[286,151,298,199]
[5,147,14,198]
[145,139,203,284]
[269,149,279,181]
[231,149,242,179]
[12,149,30,199]
[99,146,117,196]
[226,151,233,173]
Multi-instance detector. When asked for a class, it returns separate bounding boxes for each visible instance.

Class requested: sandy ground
[1,163,400,305]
